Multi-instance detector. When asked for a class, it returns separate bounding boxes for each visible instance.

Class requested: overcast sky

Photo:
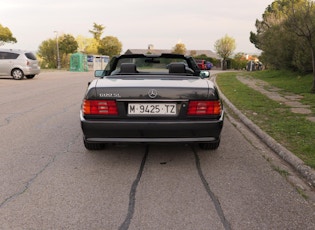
[0,0,273,54]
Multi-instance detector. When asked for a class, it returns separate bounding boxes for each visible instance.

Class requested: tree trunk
[312,72,315,93]
[311,46,315,93]
[222,59,227,70]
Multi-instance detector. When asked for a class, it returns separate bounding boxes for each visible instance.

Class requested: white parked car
[0,49,40,80]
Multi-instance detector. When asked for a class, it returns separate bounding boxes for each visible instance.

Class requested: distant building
[125,45,219,59]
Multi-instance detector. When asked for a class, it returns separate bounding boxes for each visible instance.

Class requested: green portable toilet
[70,52,89,72]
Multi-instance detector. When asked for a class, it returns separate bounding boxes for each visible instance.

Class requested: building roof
[125,48,219,59]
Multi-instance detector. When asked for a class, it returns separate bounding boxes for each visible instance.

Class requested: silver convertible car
[80,53,224,150]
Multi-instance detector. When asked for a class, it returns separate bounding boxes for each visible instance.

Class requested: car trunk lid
[93,77,217,100]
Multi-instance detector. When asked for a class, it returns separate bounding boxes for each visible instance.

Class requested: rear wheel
[12,69,24,80]
[83,138,105,150]
[199,139,220,150]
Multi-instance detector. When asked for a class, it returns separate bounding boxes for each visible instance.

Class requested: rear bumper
[23,67,40,75]
[80,112,224,144]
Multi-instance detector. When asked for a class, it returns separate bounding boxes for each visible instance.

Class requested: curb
[213,75,315,188]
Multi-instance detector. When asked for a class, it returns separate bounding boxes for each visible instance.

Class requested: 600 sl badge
[99,93,121,98]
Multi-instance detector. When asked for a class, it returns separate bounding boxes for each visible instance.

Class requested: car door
[0,51,7,75]
[0,52,19,76]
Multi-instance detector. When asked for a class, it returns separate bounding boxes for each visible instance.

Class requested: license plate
[128,103,176,115]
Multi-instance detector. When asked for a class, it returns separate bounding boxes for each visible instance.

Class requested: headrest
[120,63,138,73]
[168,63,186,74]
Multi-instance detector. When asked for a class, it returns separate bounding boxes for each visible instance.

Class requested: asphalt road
[0,71,314,230]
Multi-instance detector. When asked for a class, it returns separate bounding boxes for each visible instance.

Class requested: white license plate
[128,103,176,115]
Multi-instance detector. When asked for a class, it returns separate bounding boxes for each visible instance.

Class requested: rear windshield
[25,52,37,60]
[112,57,190,74]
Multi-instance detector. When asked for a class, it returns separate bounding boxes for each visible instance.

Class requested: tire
[199,139,220,150]
[83,138,105,150]
[11,69,24,80]
[25,75,35,79]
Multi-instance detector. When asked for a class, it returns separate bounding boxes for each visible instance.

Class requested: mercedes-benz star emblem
[148,89,158,98]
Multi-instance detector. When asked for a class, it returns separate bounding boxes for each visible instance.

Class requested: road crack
[0,133,81,209]
[192,147,231,230]
[119,146,149,230]
[0,154,58,208]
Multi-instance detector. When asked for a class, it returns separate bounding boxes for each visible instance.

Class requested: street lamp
[54,31,61,69]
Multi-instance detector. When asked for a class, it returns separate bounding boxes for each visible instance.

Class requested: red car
[196,59,206,70]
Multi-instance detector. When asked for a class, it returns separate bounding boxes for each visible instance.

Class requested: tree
[76,35,99,54]
[284,0,315,93]
[250,0,315,93]
[250,0,288,50]
[98,36,122,57]
[37,39,57,68]
[172,42,187,55]
[0,24,17,46]
[58,34,78,69]
[232,52,248,70]
[76,35,89,52]
[84,38,99,54]
[250,0,305,71]
[214,34,236,70]
[89,23,105,42]
[190,50,197,56]
[38,34,78,69]
[59,34,78,55]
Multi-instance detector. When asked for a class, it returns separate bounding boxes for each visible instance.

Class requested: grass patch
[272,166,290,178]
[216,71,315,169]
[296,187,308,200]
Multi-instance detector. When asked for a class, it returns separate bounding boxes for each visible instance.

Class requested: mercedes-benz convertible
[80,53,224,150]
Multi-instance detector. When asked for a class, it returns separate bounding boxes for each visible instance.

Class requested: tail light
[187,100,221,115]
[83,100,118,115]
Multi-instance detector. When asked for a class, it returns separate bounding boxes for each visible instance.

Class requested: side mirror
[94,70,105,78]
[199,70,210,79]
